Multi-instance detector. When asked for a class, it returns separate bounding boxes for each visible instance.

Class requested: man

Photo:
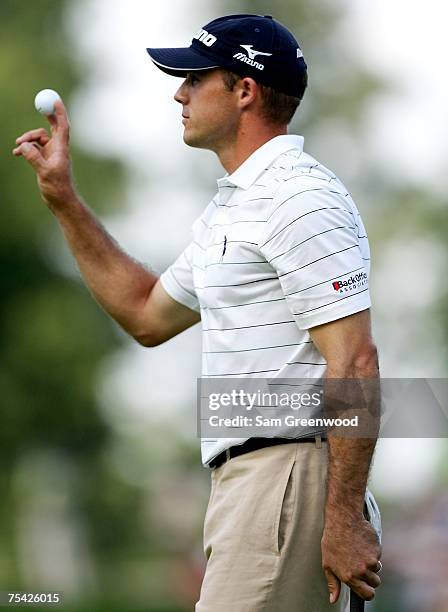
[13,13,381,612]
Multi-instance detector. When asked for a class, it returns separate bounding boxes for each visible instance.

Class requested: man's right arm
[13,99,200,346]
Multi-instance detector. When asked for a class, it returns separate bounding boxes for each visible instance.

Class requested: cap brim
[146,47,219,77]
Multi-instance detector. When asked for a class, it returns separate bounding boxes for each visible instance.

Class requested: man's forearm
[53,195,158,337]
[324,354,380,520]
[311,314,382,601]
[326,438,376,517]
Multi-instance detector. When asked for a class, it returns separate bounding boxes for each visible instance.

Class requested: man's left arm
[309,309,382,604]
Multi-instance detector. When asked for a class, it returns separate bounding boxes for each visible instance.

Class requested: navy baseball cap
[146,14,307,98]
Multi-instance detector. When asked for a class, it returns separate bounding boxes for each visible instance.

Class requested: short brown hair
[221,70,307,126]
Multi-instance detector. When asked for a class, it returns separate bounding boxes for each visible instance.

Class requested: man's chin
[183,129,210,150]
[183,131,201,148]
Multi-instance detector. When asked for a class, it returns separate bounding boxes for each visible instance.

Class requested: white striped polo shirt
[160,135,371,466]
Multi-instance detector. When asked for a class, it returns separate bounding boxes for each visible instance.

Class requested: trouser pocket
[203,470,217,559]
[273,458,296,555]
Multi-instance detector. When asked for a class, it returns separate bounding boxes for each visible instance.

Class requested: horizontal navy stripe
[206,364,327,377]
[203,342,308,354]
[203,296,286,311]
[284,267,364,297]
[267,188,325,220]
[292,287,370,316]
[278,245,358,278]
[193,239,258,250]
[268,225,355,263]
[278,164,320,178]
[207,368,280,376]
[193,240,206,251]
[268,188,350,221]
[260,207,354,248]
[267,383,323,388]
[170,269,197,299]
[212,196,274,209]
[202,320,297,332]
[192,260,269,271]
[208,260,269,267]
[286,361,327,366]
[197,276,278,290]
[228,240,258,246]
[203,218,267,229]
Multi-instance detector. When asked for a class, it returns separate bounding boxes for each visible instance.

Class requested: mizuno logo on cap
[239,45,272,60]
[233,44,272,71]
[194,28,217,47]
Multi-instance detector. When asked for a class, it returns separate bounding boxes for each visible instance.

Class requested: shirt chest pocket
[200,223,278,309]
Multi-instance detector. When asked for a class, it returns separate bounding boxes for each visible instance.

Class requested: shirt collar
[217,134,304,191]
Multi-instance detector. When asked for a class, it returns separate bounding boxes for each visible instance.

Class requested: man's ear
[237,77,259,109]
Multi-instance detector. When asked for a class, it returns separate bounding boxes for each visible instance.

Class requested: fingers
[349,577,378,601]
[363,569,381,589]
[47,99,70,143]
[13,98,70,163]
[346,567,381,601]
[14,142,45,170]
[323,568,341,604]
[322,548,382,603]
[15,128,50,148]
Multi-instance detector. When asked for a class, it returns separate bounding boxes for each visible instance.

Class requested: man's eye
[187,74,200,85]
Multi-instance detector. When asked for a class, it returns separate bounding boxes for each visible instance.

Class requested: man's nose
[174,81,188,104]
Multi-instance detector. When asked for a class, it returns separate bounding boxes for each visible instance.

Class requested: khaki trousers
[196,441,350,612]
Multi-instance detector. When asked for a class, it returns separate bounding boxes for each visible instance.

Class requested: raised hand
[12,99,77,209]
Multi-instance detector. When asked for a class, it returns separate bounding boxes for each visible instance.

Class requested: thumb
[48,99,70,144]
[20,142,44,171]
[324,568,341,604]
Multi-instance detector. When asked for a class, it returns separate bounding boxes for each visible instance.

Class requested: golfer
[13,14,382,611]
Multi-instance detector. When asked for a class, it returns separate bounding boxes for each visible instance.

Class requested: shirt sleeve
[159,241,200,312]
[259,184,371,329]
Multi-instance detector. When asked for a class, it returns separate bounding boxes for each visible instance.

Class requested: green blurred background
[1,0,447,610]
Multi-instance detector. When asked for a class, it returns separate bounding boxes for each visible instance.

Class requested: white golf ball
[34,89,61,115]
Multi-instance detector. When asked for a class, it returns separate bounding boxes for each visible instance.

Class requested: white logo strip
[233,44,272,71]
[194,28,217,47]
[239,44,272,60]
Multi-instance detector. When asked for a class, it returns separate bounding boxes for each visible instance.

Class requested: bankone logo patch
[332,272,368,293]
